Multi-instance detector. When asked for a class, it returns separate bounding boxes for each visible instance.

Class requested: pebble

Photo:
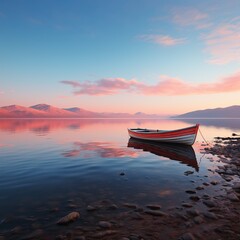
[232,182,240,190]
[178,232,196,240]
[211,180,218,185]
[193,216,204,224]
[74,237,86,240]
[196,186,204,190]
[21,229,43,240]
[131,212,144,220]
[184,171,194,176]
[146,204,161,210]
[123,203,138,209]
[181,203,193,208]
[203,200,216,208]
[57,212,80,225]
[144,209,167,216]
[189,195,200,201]
[185,190,197,194]
[92,230,117,237]
[186,209,200,216]
[98,221,112,229]
[227,193,239,202]
[87,205,97,211]
[108,204,118,210]
[203,211,218,220]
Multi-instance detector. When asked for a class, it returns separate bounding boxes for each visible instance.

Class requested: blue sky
[1,0,240,114]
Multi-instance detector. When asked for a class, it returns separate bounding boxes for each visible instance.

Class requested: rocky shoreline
[1,135,240,240]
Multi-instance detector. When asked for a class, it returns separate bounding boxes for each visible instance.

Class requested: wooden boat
[128,138,199,171]
[128,124,199,145]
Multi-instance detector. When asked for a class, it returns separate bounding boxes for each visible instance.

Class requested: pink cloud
[203,19,240,64]
[139,34,186,46]
[61,72,240,96]
[61,78,143,95]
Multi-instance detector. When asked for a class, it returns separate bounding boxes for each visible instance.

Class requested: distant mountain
[173,105,240,118]
[1,105,46,117]
[30,104,77,117]
[64,107,101,118]
[0,104,163,118]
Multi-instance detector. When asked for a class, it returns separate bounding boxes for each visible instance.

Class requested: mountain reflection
[63,141,139,158]
[0,119,172,134]
[128,138,199,171]
[179,118,240,131]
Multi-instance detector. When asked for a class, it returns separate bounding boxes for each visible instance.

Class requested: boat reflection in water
[128,138,199,172]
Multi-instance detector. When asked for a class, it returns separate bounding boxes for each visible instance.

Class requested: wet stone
[123,203,138,209]
[203,211,218,220]
[193,216,204,224]
[227,193,239,201]
[92,230,117,238]
[22,229,44,240]
[189,195,200,201]
[98,221,112,229]
[57,212,80,225]
[74,237,86,240]
[203,200,216,208]
[146,204,161,210]
[186,209,200,217]
[202,194,210,200]
[184,171,194,176]
[181,203,193,208]
[131,212,144,220]
[87,205,97,211]
[144,209,167,216]
[211,180,218,185]
[203,182,210,186]
[10,226,22,234]
[55,235,65,240]
[178,232,196,240]
[196,186,204,190]
[186,190,197,194]
[108,204,118,210]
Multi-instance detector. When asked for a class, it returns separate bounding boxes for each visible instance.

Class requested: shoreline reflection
[128,137,199,171]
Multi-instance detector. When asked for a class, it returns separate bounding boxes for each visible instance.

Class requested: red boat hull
[128,124,199,145]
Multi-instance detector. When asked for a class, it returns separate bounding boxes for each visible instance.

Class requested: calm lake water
[0,118,240,239]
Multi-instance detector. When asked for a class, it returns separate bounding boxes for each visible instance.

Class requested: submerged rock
[57,212,80,225]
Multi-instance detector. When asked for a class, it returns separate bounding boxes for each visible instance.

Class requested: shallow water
[0,118,239,238]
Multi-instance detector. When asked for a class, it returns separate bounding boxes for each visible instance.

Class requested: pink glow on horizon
[61,71,240,96]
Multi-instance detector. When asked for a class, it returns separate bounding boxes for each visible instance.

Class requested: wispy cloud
[61,72,240,96]
[172,7,210,29]
[203,19,240,64]
[139,34,186,46]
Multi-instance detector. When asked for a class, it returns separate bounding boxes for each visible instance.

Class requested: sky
[0,0,240,115]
